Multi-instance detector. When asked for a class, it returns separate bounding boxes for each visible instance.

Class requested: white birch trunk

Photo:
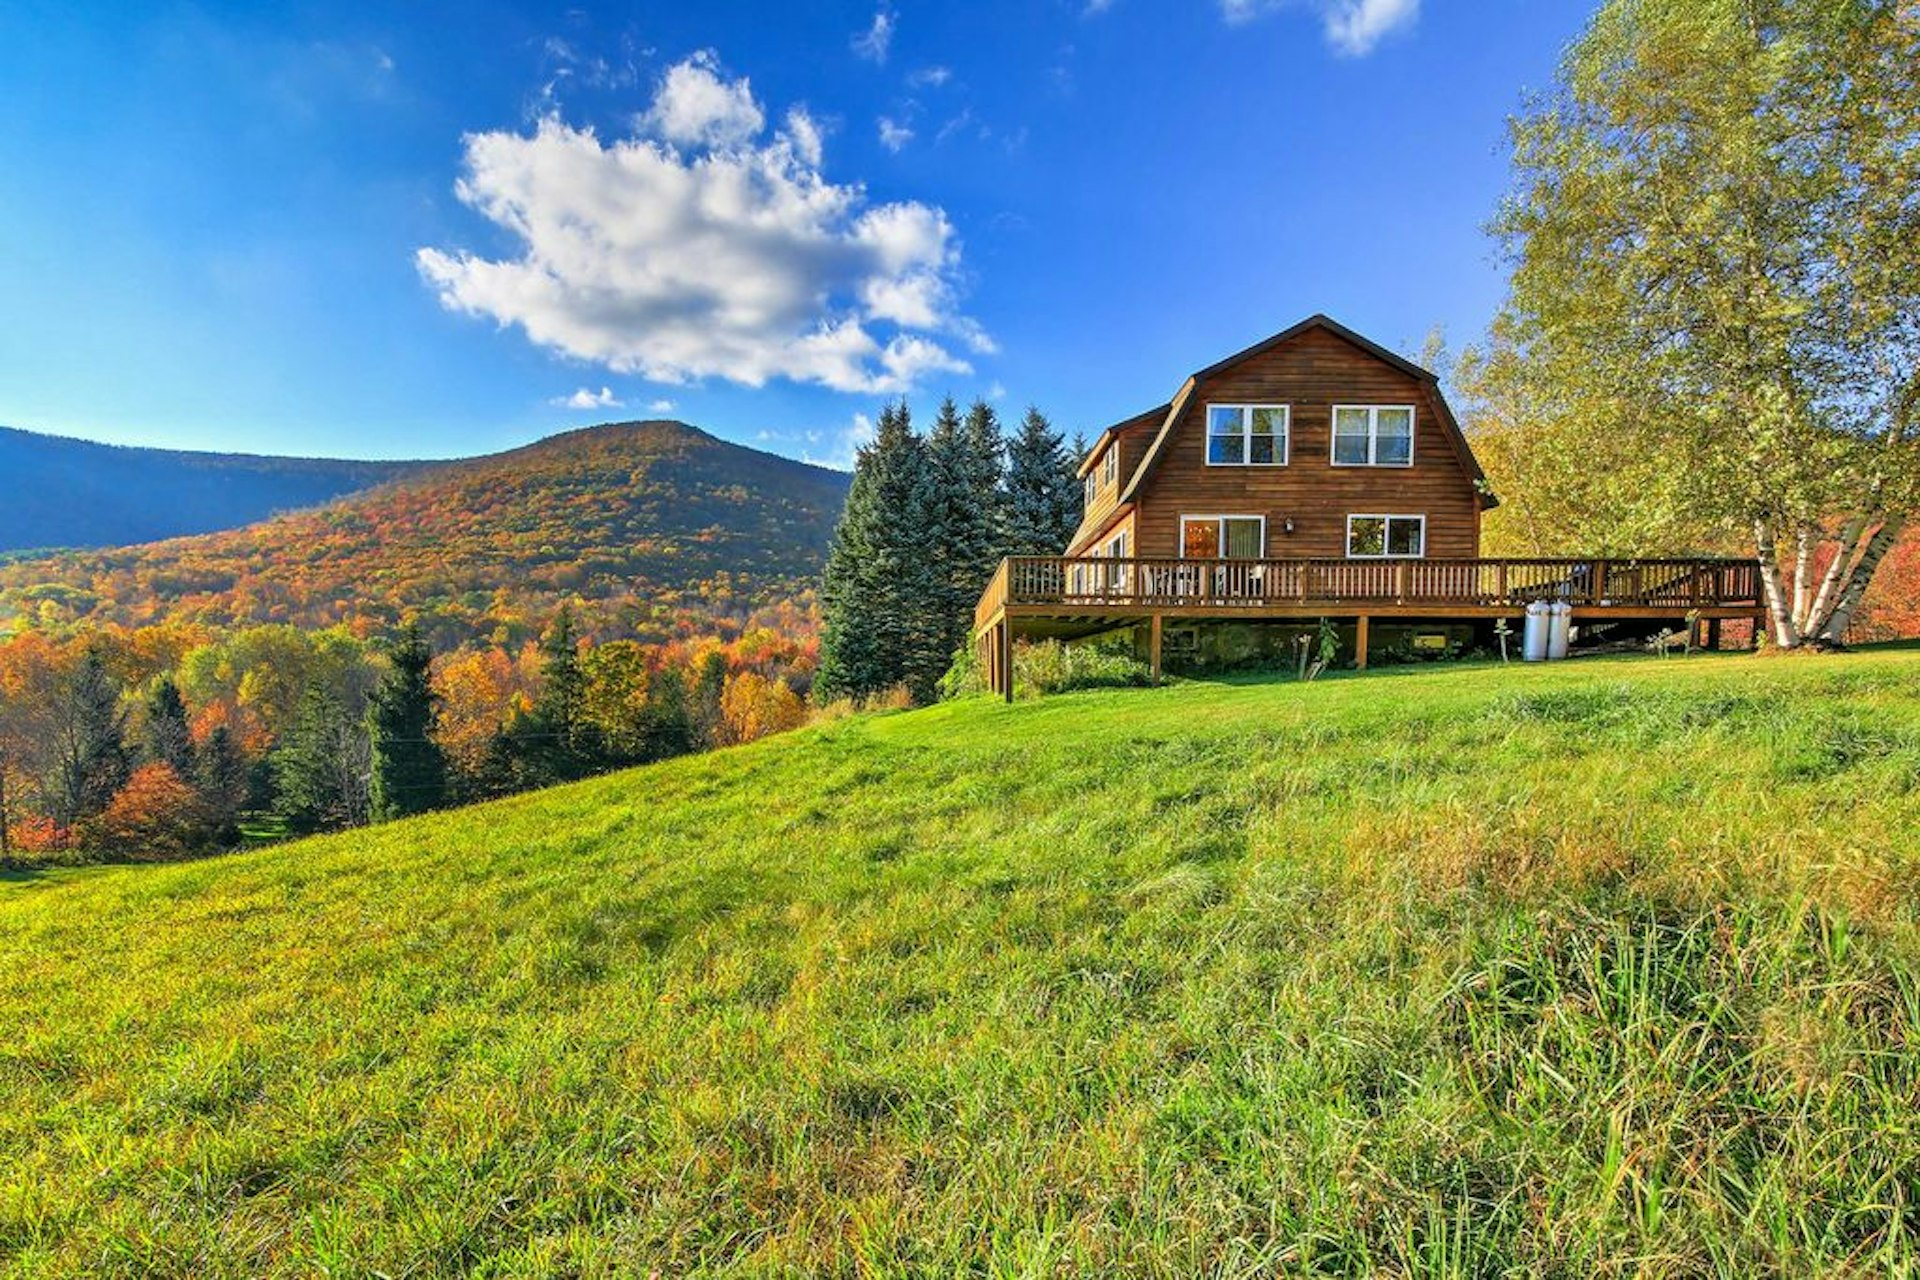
[1791,526,1815,634]
[1753,519,1802,648]
[1803,515,1868,639]
[1817,518,1906,644]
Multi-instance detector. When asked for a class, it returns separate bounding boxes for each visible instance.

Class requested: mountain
[0,421,851,645]
[3,648,1916,1271]
[0,425,433,554]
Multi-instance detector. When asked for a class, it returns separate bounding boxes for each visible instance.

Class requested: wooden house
[974,315,1764,698]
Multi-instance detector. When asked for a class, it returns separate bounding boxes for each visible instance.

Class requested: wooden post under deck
[1706,618,1723,651]
[1355,615,1370,670]
[1004,621,1016,702]
[1148,614,1163,685]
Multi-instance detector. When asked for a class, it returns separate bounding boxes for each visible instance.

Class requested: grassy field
[4,649,1920,1276]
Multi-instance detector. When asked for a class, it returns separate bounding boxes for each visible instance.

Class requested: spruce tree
[690,651,728,749]
[273,682,367,834]
[1005,407,1081,555]
[368,624,448,821]
[963,398,1009,577]
[196,725,249,846]
[817,401,942,703]
[634,667,697,762]
[505,607,603,786]
[54,646,130,826]
[142,676,195,779]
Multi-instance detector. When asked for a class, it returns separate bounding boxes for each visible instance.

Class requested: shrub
[1017,639,1153,695]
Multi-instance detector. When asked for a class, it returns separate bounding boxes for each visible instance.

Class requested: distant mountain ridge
[0,420,851,646]
[0,425,436,553]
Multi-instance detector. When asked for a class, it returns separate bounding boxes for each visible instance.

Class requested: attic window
[1206,405,1289,466]
[1331,405,1414,467]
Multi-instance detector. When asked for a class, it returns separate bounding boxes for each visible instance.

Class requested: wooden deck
[973,555,1766,699]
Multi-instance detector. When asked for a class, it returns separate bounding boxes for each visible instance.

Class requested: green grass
[5,650,1920,1277]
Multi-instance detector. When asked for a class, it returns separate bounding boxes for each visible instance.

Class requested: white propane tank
[1547,601,1573,660]
[1523,602,1551,662]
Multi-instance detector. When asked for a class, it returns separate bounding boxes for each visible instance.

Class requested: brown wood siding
[1130,327,1481,559]
[1069,422,1157,552]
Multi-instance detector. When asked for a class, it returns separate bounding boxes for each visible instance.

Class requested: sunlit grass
[4,648,1920,1275]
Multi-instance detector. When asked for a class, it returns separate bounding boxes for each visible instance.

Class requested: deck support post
[1706,618,1722,652]
[1355,615,1371,671]
[999,620,1014,703]
[1148,614,1163,685]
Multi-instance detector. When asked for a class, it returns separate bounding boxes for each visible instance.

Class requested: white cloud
[1321,0,1418,54]
[878,116,914,152]
[803,411,877,469]
[646,398,677,413]
[1083,0,1115,12]
[417,53,984,395]
[1220,0,1418,55]
[555,386,625,409]
[640,50,764,148]
[852,9,894,63]
[906,65,952,88]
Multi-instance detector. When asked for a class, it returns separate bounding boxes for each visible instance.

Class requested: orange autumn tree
[83,762,210,862]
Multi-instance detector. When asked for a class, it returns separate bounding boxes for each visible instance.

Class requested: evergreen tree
[272,682,369,835]
[816,401,943,703]
[142,676,196,779]
[1004,407,1081,555]
[196,725,248,846]
[53,646,130,826]
[690,651,728,749]
[963,398,1009,567]
[633,667,698,762]
[503,607,604,786]
[368,624,448,821]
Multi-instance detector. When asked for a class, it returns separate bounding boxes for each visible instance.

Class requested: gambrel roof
[1115,313,1495,508]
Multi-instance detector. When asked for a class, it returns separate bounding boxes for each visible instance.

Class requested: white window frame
[1082,469,1098,511]
[1102,447,1119,488]
[1345,513,1427,559]
[1178,514,1267,559]
[1329,404,1416,468]
[1102,529,1129,558]
[1204,404,1290,467]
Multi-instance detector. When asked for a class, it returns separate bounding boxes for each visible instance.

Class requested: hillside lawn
[4,649,1920,1276]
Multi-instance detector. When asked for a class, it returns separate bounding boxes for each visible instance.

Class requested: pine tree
[1005,407,1081,555]
[690,651,728,749]
[368,624,448,821]
[963,398,1010,578]
[273,682,369,835]
[142,676,195,779]
[196,725,249,846]
[504,607,603,786]
[817,401,943,703]
[54,646,130,827]
[634,667,698,762]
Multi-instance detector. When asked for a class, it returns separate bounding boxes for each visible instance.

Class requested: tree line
[0,617,816,862]
[816,399,1081,704]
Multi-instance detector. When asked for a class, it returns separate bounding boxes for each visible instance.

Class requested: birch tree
[1491,0,1920,646]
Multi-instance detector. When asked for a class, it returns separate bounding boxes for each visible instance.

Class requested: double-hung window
[1102,447,1119,489]
[1206,405,1289,466]
[1345,514,1425,559]
[1331,405,1414,466]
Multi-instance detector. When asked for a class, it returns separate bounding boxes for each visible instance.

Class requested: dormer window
[1102,447,1119,489]
[1331,405,1414,466]
[1206,405,1289,466]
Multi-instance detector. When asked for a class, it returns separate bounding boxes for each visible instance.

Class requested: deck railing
[977,555,1762,624]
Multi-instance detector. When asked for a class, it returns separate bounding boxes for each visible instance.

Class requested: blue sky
[0,0,1588,467]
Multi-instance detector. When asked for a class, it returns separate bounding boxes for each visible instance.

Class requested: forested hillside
[0,426,430,553]
[0,421,849,647]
